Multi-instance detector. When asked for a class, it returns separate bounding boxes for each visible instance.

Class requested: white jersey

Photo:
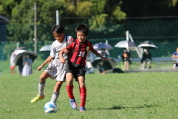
[50,36,72,60]
[45,36,74,81]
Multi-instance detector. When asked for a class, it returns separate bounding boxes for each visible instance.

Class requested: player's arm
[37,56,53,71]
[60,42,74,63]
[60,47,67,63]
[91,49,108,61]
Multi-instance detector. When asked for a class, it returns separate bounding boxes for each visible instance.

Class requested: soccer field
[0,71,178,119]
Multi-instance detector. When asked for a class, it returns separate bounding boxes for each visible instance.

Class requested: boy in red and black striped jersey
[60,24,108,111]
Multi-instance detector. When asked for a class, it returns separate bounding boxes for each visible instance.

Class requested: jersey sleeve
[50,42,56,58]
[67,36,74,45]
[67,42,75,50]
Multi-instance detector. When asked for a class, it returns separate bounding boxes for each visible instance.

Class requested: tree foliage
[1,0,178,42]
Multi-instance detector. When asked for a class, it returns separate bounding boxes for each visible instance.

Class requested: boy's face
[53,32,65,42]
[76,31,87,42]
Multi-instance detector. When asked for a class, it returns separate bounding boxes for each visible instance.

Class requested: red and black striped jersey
[67,39,94,66]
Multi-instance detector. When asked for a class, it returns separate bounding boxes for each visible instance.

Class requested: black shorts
[65,61,86,80]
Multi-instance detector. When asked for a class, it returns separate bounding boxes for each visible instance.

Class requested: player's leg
[66,72,77,109]
[31,71,49,103]
[77,76,86,112]
[77,67,87,111]
[38,71,50,96]
[50,81,63,103]
[66,73,74,86]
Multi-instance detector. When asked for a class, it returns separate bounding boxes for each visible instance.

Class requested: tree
[120,0,178,20]
[0,0,20,17]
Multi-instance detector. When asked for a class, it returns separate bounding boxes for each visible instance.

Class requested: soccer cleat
[79,107,86,112]
[31,95,44,103]
[70,99,77,109]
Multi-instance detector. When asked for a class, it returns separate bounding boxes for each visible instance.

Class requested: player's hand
[60,58,66,64]
[37,65,43,71]
[62,47,69,53]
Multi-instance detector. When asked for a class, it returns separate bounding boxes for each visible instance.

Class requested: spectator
[140,48,152,69]
[172,47,178,68]
[121,48,131,71]
[98,62,107,74]
[22,55,33,76]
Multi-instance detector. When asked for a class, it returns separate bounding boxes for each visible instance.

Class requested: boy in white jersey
[31,25,73,103]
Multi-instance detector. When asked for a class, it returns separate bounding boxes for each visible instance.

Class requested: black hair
[75,23,89,36]
[51,25,64,34]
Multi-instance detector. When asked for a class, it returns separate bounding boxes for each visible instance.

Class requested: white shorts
[45,60,66,82]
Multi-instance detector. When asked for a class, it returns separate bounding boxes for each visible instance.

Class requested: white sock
[38,81,45,96]
[50,92,60,103]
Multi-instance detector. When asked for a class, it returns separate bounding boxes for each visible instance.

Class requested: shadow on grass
[96,104,159,110]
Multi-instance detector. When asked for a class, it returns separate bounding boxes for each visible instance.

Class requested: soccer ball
[44,102,58,113]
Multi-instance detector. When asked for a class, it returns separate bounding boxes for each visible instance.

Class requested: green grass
[1,70,178,119]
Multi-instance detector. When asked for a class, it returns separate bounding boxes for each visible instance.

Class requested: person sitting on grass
[98,62,107,74]
[60,24,108,112]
